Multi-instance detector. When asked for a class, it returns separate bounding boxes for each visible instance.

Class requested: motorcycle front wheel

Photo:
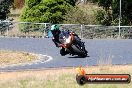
[60,48,68,56]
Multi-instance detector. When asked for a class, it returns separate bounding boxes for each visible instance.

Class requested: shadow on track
[68,55,90,58]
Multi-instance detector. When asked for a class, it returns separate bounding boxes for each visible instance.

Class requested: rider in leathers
[50,25,83,48]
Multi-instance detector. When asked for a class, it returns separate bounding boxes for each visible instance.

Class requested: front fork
[60,44,74,55]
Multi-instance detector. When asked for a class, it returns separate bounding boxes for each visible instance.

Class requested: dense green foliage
[0,0,13,35]
[91,0,132,25]
[21,0,75,23]
[20,0,76,32]
[0,0,13,20]
[121,0,132,25]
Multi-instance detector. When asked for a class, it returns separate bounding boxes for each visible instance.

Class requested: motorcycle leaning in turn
[57,30,88,57]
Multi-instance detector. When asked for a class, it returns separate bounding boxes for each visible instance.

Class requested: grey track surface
[0,38,132,71]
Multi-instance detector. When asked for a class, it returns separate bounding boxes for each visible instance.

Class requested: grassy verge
[0,50,37,67]
[0,65,131,88]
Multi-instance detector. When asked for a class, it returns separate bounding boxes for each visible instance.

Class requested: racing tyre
[60,49,66,56]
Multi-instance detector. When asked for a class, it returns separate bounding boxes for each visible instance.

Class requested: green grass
[0,66,131,88]
[0,74,131,88]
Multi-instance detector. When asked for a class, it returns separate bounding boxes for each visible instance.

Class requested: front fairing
[59,31,71,45]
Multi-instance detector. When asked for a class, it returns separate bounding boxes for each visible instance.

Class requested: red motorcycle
[59,31,88,57]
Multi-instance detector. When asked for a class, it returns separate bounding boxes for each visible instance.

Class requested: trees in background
[21,0,132,26]
[0,0,13,35]
[63,6,96,24]
[20,0,76,32]
[1,0,132,26]
[91,0,132,25]
[0,0,13,20]
[121,0,132,25]
[21,0,75,23]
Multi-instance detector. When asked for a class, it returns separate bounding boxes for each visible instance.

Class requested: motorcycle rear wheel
[80,49,88,57]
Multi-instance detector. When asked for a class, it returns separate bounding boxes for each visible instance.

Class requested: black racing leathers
[51,29,61,47]
[52,30,83,48]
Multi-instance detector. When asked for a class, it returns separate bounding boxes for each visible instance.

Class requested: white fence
[83,25,132,39]
[0,21,51,38]
[0,21,132,39]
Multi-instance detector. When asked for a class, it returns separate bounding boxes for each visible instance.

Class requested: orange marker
[76,66,86,75]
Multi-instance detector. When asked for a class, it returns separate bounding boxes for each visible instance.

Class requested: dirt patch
[0,50,37,67]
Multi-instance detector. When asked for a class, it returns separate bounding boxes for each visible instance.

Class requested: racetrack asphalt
[0,38,132,71]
